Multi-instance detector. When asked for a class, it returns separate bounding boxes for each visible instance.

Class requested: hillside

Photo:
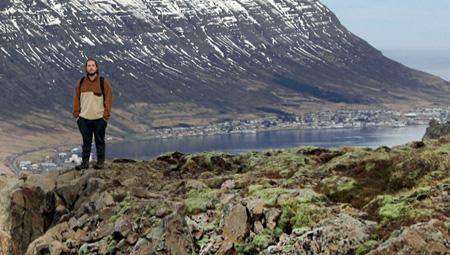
[1,0,450,134]
[0,129,449,254]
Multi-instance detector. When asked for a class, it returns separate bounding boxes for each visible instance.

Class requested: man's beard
[87,71,97,76]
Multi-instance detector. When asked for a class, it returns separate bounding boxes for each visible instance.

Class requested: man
[73,57,113,170]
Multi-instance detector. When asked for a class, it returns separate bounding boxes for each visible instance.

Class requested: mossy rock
[318,175,358,203]
[247,184,324,206]
[184,189,220,214]
[355,239,379,255]
[239,149,306,176]
[378,195,408,220]
[252,229,275,249]
[277,201,330,232]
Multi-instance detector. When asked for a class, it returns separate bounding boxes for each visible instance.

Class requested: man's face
[86,60,97,75]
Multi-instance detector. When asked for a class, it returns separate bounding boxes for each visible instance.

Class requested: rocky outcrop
[268,213,377,254]
[0,139,449,254]
[423,118,450,140]
[367,219,449,255]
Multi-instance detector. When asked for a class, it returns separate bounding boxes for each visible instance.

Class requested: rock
[131,238,152,255]
[94,191,115,210]
[411,141,425,149]
[130,187,165,199]
[423,119,450,140]
[292,214,377,255]
[18,171,31,181]
[93,222,114,241]
[54,178,85,209]
[164,213,195,254]
[68,214,89,230]
[73,229,90,243]
[126,232,140,245]
[143,212,194,254]
[55,203,66,215]
[0,230,14,255]
[78,242,100,255]
[185,180,209,191]
[114,218,132,239]
[112,158,137,163]
[25,222,73,255]
[254,220,264,234]
[24,174,56,193]
[122,177,140,187]
[264,208,281,230]
[198,171,215,179]
[220,193,235,206]
[221,180,235,190]
[245,199,266,219]
[9,186,55,254]
[217,203,250,254]
[367,219,450,255]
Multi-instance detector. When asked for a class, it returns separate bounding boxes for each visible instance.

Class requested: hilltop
[0,122,449,254]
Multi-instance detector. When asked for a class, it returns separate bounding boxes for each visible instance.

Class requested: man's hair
[84,57,99,74]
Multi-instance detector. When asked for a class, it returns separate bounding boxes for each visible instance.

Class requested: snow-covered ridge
[1,0,349,73]
[3,0,435,115]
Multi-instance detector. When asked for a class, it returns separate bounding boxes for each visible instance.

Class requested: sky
[320,0,450,50]
[320,0,450,81]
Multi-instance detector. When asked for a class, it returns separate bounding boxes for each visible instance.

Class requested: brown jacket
[73,74,113,120]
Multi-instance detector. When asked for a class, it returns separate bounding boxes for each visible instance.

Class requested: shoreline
[3,123,428,176]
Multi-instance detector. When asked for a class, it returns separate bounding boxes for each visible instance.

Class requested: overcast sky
[320,0,450,50]
[320,0,450,80]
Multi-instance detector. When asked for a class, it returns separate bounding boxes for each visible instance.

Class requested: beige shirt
[79,91,104,120]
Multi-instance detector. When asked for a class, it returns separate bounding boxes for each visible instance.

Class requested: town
[17,106,450,174]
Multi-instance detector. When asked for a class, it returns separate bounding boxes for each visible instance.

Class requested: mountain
[0,128,449,254]
[1,0,450,131]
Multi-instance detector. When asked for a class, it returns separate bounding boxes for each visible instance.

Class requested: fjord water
[106,125,428,160]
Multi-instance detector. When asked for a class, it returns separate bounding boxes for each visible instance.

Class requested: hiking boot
[94,161,105,170]
[75,159,89,171]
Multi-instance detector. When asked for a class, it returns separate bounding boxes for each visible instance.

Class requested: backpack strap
[78,77,85,105]
[100,76,105,107]
[78,76,106,107]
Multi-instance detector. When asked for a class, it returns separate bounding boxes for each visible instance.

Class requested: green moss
[184,189,220,214]
[110,199,132,222]
[247,185,287,205]
[252,229,274,249]
[235,243,257,254]
[355,240,379,255]
[195,237,209,249]
[277,200,329,234]
[247,184,324,207]
[290,203,329,229]
[199,151,225,169]
[144,202,171,217]
[407,208,433,218]
[319,175,358,204]
[277,206,295,233]
[204,175,227,189]
[202,218,220,232]
[240,149,306,174]
[378,195,408,220]
[322,148,372,172]
[323,175,356,192]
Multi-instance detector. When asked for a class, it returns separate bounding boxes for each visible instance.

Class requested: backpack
[78,76,105,107]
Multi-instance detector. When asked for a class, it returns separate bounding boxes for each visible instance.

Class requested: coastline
[0,122,430,176]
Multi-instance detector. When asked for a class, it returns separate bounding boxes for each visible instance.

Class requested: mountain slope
[1,0,449,128]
